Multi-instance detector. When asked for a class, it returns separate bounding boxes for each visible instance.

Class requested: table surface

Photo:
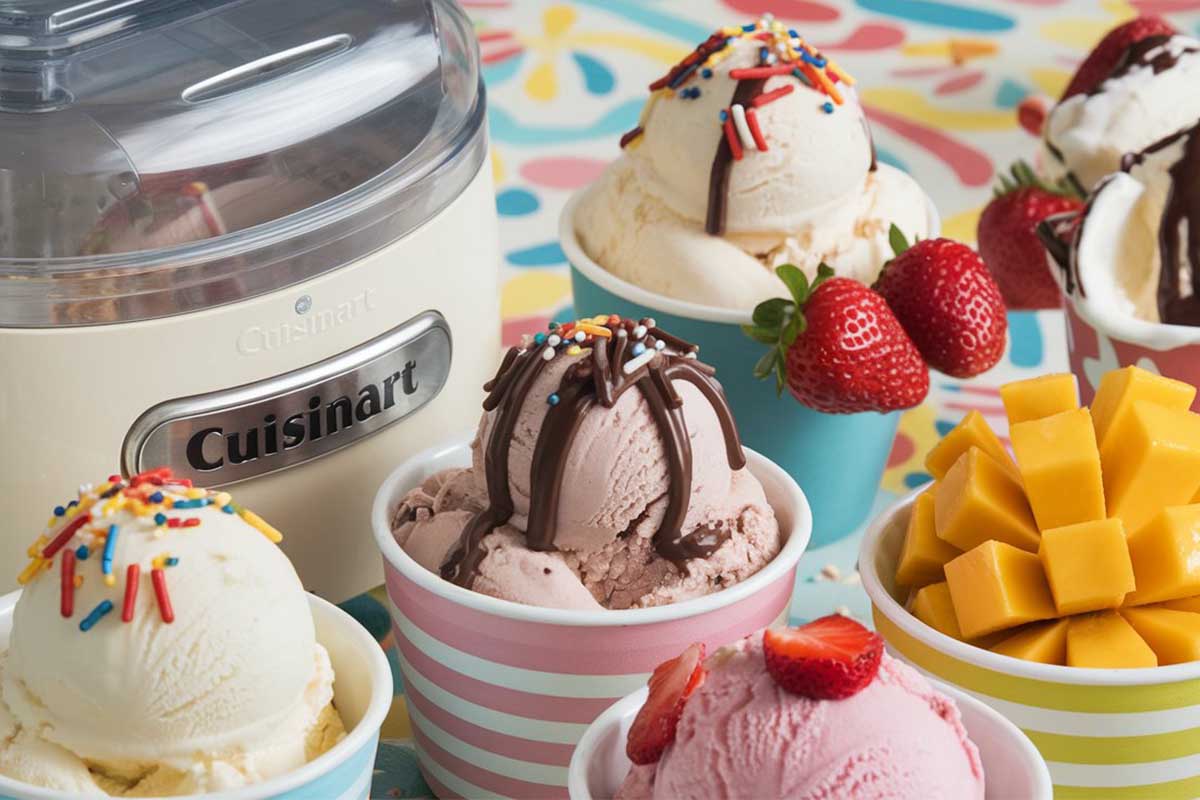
[352,2,1200,796]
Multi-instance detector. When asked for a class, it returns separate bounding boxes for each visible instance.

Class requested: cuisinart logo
[237,288,376,354]
[122,312,452,486]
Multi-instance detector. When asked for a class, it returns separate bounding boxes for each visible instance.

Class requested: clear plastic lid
[0,0,486,326]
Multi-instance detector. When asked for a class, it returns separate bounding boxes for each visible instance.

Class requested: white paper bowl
[0,590,391,800]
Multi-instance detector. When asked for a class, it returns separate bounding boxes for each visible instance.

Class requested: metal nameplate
[122,310,452,486]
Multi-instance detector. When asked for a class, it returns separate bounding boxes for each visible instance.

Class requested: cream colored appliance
[0,0,499,599]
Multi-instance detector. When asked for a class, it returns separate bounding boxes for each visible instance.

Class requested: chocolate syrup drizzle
[439,319,747,588]
[706,78,767,235]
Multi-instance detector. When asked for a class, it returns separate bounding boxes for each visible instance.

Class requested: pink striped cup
[371,434,811,800]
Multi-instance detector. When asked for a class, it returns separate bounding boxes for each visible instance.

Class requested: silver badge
[123,310,451,486]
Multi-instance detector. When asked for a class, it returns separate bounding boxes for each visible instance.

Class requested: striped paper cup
[567,678,1052,799]
[0,590,391,800]
[372,435,811,799]
[861,490,1200,800]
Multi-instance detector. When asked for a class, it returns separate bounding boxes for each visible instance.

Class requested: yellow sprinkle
[66,505,79,519]
[826,57,855,87]
[566,345,582,356]
[152,556,165,570]
[185,487,205,499]
[127,499,149,517]
[240,509,283,544]
[27,536,47,558]
[102,495,127,516]
[45,516,57,528]
[97,482,112,494]
[214,492,232,508]
[74,574,83,588]
[163,497,175,508]
[17,559,44,585]
[577,323,612,339]
[104,574,116,587]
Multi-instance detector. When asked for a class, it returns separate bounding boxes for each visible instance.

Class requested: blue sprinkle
[701,68,713,78]
[789,29,799,38]
[171,498,207,509]
[533,332,546,345]
[759,46,769,60]
[75,545,89,560]
[547,393,560,406]
[79,600,114,632]
[632,342,647,357]
[102,524,118,569]
[742,23,756,32]
[149,491,164,503]
[719,109,728,121]
[222,504,236,514]
[53,505,65,517]
[165,557,179,567]
[822,101,834,113]
[67,500,78,508]
[154,512,167,525]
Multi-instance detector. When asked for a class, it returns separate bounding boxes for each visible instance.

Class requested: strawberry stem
[888,224,910,258]
[743,263,835,397]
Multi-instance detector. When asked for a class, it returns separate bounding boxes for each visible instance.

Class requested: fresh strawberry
[763,616,884,700]
[874,227,1007,379]
[1060,15,1176,99]
[743,265,929,414]
[977,162,1084,310]
[626,643,706,765]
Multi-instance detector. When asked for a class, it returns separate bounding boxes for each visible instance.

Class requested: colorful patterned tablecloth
[352,2,1200,796]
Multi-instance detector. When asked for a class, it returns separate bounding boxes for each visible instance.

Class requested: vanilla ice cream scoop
[576,17,931,309]
[1,470,344,796]
[1042,34,1200,193]
[1044,117,1200,337]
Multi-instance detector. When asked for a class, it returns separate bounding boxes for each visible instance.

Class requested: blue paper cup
[560,183,938,546]
[0,590,392,800]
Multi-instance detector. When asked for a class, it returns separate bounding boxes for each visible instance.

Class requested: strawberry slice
[763,616,884,700]
[625,643,706,765]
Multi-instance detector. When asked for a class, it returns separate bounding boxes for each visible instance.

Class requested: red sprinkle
[182,518,201,528]
[122,564,140,622]
[173,479,193,488]
[151,568,174,624]
[745,108,768,151]
[619,126,644,149]
[107,474,121,483]
[729,65,796,79]
[752,84,795,107]
[723,117,743,160]
[131,467,172,487]
[43,513,91,559]
[166,518,182,528]
[60,550,76,618]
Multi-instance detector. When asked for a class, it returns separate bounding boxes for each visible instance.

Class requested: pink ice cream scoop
[617,638,985,800]
[391,315,781,610]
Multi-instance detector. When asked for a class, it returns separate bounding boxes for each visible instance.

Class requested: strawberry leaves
[995,160,1084,201]
[743,263,834,396]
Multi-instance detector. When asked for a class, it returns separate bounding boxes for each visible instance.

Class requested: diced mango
[911,582,963,640]
[1091,366,1196,456]
[1067,612,1157,668]
[1103,402,1200,534]
[1038,518,1135,615]
[1000,373,1079,426]
[1125,505,1200,606]
[1010,408,1106,531]
[991,619,1069,665]
[1120,608,1200,665]
[896,490,961,588]
[944,541,1057,638]
[1158,596,1200,614]
[935,448,1040,552]
[925,410,1019,480]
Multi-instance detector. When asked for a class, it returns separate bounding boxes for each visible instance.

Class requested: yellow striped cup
[860,489,1200,800]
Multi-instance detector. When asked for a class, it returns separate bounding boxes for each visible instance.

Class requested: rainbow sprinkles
[17,466,283,632]
[621,16,856,236]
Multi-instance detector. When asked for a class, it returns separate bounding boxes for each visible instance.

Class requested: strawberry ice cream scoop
[616,638,985,799]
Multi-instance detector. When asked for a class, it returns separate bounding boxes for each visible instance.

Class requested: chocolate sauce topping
[705,78,767,236]
[1155,123,1200,326]
[440,318,747,587]
[1098,35,1195,92]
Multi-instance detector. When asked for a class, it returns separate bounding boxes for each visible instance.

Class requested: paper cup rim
[0,590,392,800]
[566,676,1051,800]
[859,489,1200,686]
[371,432,812,627]
[1059,275,1200,351]
[559,163,942,326]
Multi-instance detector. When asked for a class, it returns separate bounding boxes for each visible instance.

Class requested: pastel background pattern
[346,2,1200,796]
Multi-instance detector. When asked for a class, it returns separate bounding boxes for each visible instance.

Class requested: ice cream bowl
[0,589,392,800]
[561,179,937,547]
[371,434,812,800]
[861,490,1200,799]
[567,673,1051,800]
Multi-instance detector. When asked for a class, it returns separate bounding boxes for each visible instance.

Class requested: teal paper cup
[560,181,939,547]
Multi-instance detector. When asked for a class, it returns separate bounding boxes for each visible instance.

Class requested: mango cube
[1038,518,1135,615]
[1121,608,1200,665]
[1091,366,1196,456]
[911,582,963,640]
[925,410,1018,480]
[1125,505,1200,606]
[1000,373,1079,426]
[1010,408,1106,531]
[1067,612,1157,668]
[935,448,1040,552]
[1158,596,1200,614]
[1102,402,1200,534]
[944,540,1057,638]
[991,619,1069,665]
[895,490,961,588]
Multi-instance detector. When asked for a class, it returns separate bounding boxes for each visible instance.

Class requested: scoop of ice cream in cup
[564,17,1011,545]
[372,314,812,798]
[0,469,390,799]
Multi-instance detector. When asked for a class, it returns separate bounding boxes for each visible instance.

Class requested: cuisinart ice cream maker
[0,0,500,599]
